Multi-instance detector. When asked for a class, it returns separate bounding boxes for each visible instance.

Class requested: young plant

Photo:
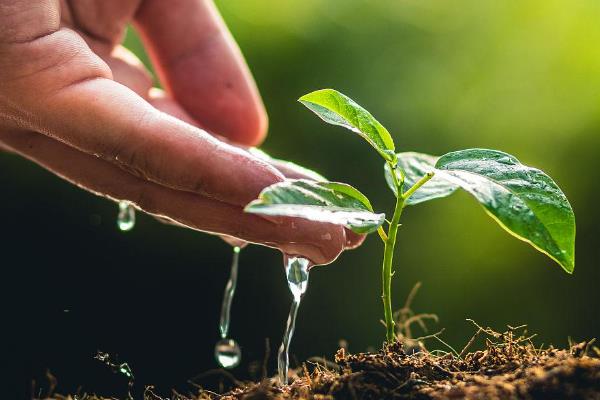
[245,89,576,342]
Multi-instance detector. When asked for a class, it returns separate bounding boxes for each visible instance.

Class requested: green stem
[380,170,433,342]
[377,226,388,243]
[382,189,405,342]
[402,172,434,200]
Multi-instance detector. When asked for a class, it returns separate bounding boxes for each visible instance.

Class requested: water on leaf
[215,338,241,368]
[496,156,516,165]
[117,201,135,231]
[278,255,311,385]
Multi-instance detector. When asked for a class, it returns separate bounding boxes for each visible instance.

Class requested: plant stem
[381,190,405,342]
[377,226,388,243]
[380,171,433,342]
[402,172,434,200]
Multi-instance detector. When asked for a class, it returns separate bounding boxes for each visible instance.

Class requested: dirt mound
[49,329,600,400]
[50,285,600,400]
[200,329,599,400]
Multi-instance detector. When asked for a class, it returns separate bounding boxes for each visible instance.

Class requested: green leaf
[321,182,375,211]
[435,149,576,273]
[384,152,458,205]
[245,179,384,234]
[299,89,396,162]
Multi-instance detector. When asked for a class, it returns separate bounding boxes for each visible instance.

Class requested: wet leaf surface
[299,89,396,162]
[435,149,575,272]
[245,179,384,234]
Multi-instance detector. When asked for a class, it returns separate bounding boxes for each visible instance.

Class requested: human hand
[0,0,363,264]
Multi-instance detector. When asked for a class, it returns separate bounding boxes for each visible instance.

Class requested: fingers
[141,91,365,251]
[0,0,59,44]
[0,129,347,265]
[1,27,281,207]
[103,46,154,98]
[61,0,141,46]
[134,0,267,145]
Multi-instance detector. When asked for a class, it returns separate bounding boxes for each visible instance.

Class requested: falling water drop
[215,338,241,368]
[278,255,311,385]
[219,246,240,339]
[117,201,135,231]
[215,246,242,369]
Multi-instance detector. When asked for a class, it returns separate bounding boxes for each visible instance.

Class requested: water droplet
[278,255,311,385]
[214,247,243,369]
[117,201,135,231]
[215,338,241,368]
[118,363,134,379]
[496,156,516,165]
[284,255,310,300]
[512,203,525,211]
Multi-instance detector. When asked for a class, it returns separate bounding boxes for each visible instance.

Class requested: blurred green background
[188,0,600,348]
[5,0,600,396]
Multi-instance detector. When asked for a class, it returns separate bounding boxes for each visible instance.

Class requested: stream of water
[278,255,311,384]
[114,202,314,382]
[215,246,242,368]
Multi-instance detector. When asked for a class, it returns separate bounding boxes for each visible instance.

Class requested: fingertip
[134,0,269,147]
[248,103,269,146]
[275,220,346,266]
[226,98,268,146]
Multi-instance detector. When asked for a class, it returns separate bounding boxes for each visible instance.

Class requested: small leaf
[245,179,384,234]
[384,152,458,205]
[299,89,396,162]
[435,149,575,273]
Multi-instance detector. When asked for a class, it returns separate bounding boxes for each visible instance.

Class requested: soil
[198,335,600,400]
[50,286,600,400]
[53,334,600,400]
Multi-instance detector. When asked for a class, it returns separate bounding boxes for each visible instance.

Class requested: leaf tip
[560,258,575,274]
[298,88,334,103]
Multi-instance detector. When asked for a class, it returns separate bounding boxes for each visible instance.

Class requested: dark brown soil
[50,287,600,400]
[189,334,599,400]
[49,331,600,400]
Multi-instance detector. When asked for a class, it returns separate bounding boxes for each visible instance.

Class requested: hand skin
[0,0,363,265]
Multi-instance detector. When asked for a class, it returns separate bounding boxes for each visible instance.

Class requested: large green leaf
[245,179,384,234]
[299,89,396,162]
[435,149,575,273]
[384,152,458,205]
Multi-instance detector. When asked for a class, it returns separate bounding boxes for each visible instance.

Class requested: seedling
[245,89,575,342]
